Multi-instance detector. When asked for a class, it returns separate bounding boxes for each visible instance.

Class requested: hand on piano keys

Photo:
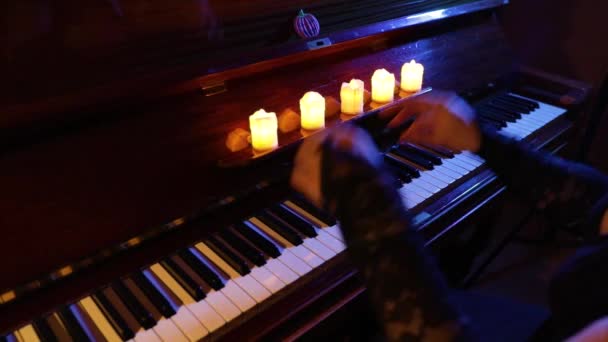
[290,124,382,210]
[383,90,482,153]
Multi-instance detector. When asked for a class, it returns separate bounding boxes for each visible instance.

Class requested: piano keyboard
[2,93,567,341]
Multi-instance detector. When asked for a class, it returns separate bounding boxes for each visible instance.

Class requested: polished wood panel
[1,0,474,105]
[1,0,496,138]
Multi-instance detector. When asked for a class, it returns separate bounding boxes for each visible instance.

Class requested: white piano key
[192,244,258,311]
[437,164,466,179]
[204,291,240,322]
[302,237,335,260]
[453,156,481,170]
[324,225,344,242]
[440,159,469,175]
[508,122,533,135]
[187,300,225,333]
[147,264,209,341]
[403,182,432,199]
[248,218,320,277]
[512,116,538,128]
[518,114,545,125]
[250,266,286,293]
[80,297,123,342]
[153,319,188,342]
[499,127,524,140]
[278,248,312,276]
[134,328,162,342]
[221,281,256,312]
[315,230,346,253]
[281,202,344,243]
[444,156,476,171]
[16,325,39,342]
[424,168,456,184]
[460,151,484,163]
[400,188,425,202]
[410,178,440,194]
[290,244,325,267]
[234,274,272,303]
[265,258,299,284]
[418,172,449,188]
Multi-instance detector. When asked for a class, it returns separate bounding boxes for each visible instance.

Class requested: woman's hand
[290,124,381,208]
[383,90,482,152]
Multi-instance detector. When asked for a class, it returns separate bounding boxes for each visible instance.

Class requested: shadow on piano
[0,0,592,340]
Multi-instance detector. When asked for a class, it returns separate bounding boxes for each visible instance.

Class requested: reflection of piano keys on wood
[0,0,592,339]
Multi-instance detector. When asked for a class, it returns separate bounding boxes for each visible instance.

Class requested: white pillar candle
[400,60,424,92]
[371,68,395,103]
[340,79,365,115]
[299,91,326,130]
[249,109,278,151]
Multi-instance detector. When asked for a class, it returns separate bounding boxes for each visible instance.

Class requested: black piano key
[205,236,250,276]
[491,97,532,114]
[131,272,178,317]
[45,314,73,342]
[218,228,266,266]
[385,163,410,185]
[401,143,443,165]
[419,143,454,158]
[178,249,224,290]
[478,108,516,123]
[111,280,156,329]
[478,115,506,128]
[391,146,434,170]
[479,104,519,120]
[33,318,58,342]
[91,290,135,340]
[57,306,90,341]
[268,205,318,237]
[160,258,207,301]
[384,154,421,178]
[234,223,281,259]
[502,94,539,109]
[255,212,303,246]
[483,103,521,119]
[289,195,337,226]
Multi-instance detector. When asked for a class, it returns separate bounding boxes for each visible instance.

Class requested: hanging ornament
[293,9,320,39]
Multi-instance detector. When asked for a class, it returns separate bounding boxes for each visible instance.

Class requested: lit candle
[340,79,365,115]
[400,60,424,92]
[299,91,326,130]
[371,69,395,103]
[249,109,278,151]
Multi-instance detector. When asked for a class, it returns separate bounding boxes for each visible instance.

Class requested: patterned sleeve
[478,128,608,241]
[320,142,474,341]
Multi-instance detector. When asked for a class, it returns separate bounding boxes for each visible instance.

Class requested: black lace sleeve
[478,128,608,241]
[320,143,473,341]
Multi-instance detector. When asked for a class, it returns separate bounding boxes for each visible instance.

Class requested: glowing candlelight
[299,91,326,130]
[371,69,395,103]
[340,79,365,115]
[400,60,424,92]
[249,109,278,151]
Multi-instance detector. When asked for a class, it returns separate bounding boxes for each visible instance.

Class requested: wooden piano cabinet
[0,0,593,338]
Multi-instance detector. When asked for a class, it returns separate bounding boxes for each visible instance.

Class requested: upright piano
[0,0,592,340]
